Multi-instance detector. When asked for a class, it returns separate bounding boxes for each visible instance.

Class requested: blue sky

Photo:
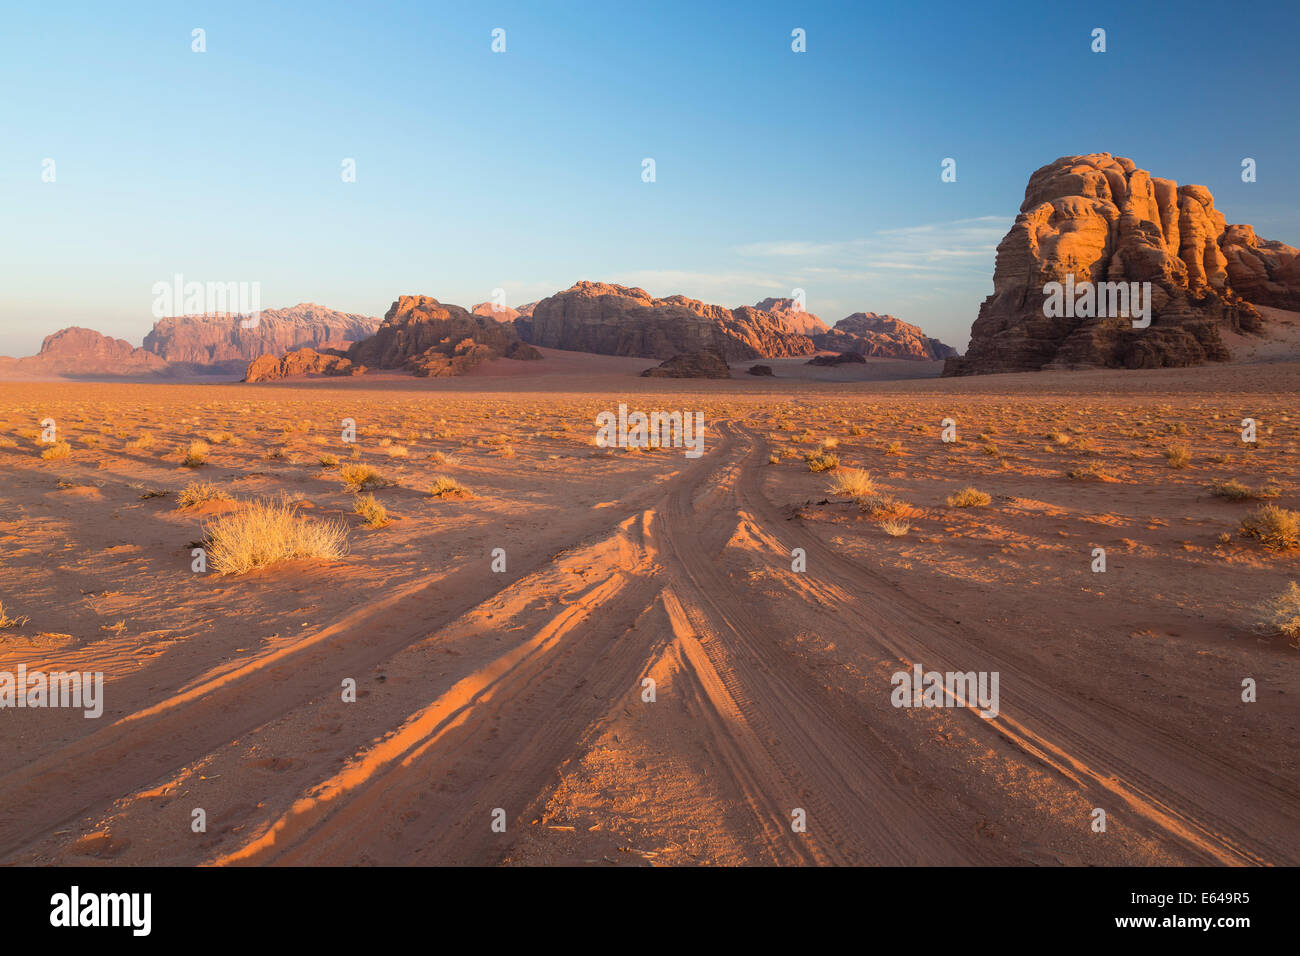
[2,0,1297,355]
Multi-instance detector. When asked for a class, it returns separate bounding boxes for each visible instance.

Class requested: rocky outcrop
[746,364,774,376]
[471,302,520,322]
[0,327,169,378]
[144,304,379,372]
[812,313,956,360]
[807,352,867,366]
[244,348,360,383]
[944,153,1295,376]
[347,295,541,377]
[753,297,830,335]
[640,350,732,378]
[1220,225,1300,311]
[526,282,815,361]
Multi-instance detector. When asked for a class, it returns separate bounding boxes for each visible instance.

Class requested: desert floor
[0,358,1296,866]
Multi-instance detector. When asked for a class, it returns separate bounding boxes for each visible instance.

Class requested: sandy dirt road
[1,408,1294,866]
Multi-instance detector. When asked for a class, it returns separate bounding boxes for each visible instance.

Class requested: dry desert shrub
[1066,460,1115,481]
[1209,479,1279,501]
[879,518,911,537]
[828,467,876,497]
[859,494,917,521]
[128,432,155,450]
[427,451,459,466]
[353,493,389,528]
[804,449,839,473]
[318,453,340,468]
[1240,505,1300,552]
[340,463,394,492]
[1255,582,1300,644]
[203,497,349,575]
[177,482,230,508]
[428,476,473,499]
[0,601,30,629]
[40,441,72,461]
[180,440,210,467]
[383,444,409,458]
[884,441,903,455]
[1164,445,1191,468]
[947,487,991,508]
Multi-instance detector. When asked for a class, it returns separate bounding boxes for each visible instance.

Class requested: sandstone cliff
[752,297,830,335]
[0,327,169,378]
[812,312,956,360]
[945,153,1298,375]
[144,303,379,372]
[525,282,815,361]
[347,295,541,377]
[244,348,361,383]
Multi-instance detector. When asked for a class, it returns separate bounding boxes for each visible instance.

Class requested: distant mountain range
[0,304,380,378]
[0,286,957,380]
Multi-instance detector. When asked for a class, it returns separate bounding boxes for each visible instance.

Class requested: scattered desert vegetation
[40,440,71,461]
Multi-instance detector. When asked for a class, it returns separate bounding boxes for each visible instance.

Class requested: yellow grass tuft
[828,467,876,497]
[177,482,230,508]
[0,601,30,629]
[1240,505,1300,552]
[180,440,210,467]
[40,441,72,461]
[1256,582,1300,643]
[429,476,473,499]
[353,493,390,528]
[203,497,349,575]
[340,463,394,492]
[947,487,991,508]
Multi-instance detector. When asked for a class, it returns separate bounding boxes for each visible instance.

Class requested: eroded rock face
[527,282,815,361]
[347,295,540,376]
[243,348,359,383]
[812,313,956,360]
[471,302,520,322]
[144,303,379,371]
[752,297,830,335]
[0,327,169,378]
[944,153,1290,376]
[640,350,732,378]
[1221,225,1300,311]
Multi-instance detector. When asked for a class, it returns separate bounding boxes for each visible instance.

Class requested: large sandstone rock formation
[144,304,379,372]
[244,348,360,383]
[347,295,541,377]
[945,153,1300,375]
[0,327,169,378]
[752,297,830,335]
[640,350,732,378]
[812,313,956,360]
[525,281,815,361]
